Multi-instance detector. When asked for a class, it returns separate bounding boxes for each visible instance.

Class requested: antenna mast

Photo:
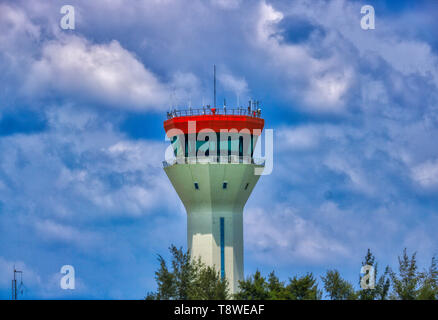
[11,266,23,300]
[214,64,216,109]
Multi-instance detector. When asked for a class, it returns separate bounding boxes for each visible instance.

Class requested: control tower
[163,101,265,294]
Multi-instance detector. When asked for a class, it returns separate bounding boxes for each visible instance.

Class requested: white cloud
[211,0,242,10]
[0,3,204,112]
[249,0,438,114]
[277,124,345,151]
[0,4,40,50]
[411,159,438,188]
[24,36,170,110]
[277,125,320,150]
[0,105,178,219]
[304,69,353,111]
[218,71,249,104]
[245,206,349,264]
[256,1,284,43]
[34,219,102,248]
[324,151,376,195]
[318,0,438,86]
[252,1,355,113]
[169,72,202,107]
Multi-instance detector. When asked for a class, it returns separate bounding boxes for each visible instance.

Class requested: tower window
[223,182,228,189]
[194,182,199,190]
[244,183,249,190]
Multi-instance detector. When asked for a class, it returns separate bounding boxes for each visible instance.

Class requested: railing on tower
[162,156,266,168]
[166,106,262,119]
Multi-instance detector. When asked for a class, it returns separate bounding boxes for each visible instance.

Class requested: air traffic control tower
[163,102,265,294]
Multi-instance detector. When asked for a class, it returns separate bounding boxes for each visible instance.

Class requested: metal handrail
[166,107,262,120]
[162,156,266,167]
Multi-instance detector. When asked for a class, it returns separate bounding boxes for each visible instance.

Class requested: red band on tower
[164,115,264,137]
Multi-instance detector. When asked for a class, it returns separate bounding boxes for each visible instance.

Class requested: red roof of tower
[164,107,264,137]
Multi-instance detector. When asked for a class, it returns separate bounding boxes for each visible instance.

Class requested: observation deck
[163,105,265,166]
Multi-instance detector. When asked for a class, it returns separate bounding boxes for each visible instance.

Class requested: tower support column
[188,208,243,294]
[164,162,262,294]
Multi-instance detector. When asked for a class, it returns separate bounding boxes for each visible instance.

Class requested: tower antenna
[11,266,23,300]
[214,64,216,109]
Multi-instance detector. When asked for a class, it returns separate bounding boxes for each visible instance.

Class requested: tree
[146,245,229,300]
[169,245,195,299]
[235,270,270,300]
[417,256,438,300]
[267,271,288,300]
[389,248,420,300]
[146,254,176,300]
[375,266,391,300]
[189,262,229,300]
[321,270,357,300]
[358,249,390,300]
[285,273,322,300]
[147,246,436,300]
[237,270,322,300]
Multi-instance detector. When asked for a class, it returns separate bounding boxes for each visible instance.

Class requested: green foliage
[358,248,437,300]
[189,262,230,300]
[150,254,177,299]
[146,245,229,300]
[169,245,195,299]
[375,266,391,300]
[267,271,287,299]
[417,256,438,300]
[234,270,270,300]
[285,273,322,300]
[321,270,357,300]
[235,270,321,300]
[147,245,437,300]
[389,248,420,300]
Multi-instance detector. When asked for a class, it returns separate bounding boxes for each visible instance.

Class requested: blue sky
[0,0,438,299]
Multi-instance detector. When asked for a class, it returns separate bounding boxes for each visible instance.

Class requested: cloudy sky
[1,0,438,299]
